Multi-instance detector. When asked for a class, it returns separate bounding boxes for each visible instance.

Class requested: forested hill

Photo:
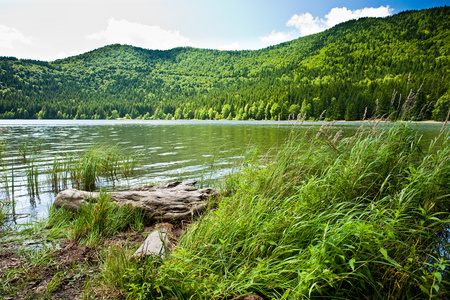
[1,6,449,121]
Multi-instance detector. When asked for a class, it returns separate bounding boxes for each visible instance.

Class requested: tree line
[0,6,449,121]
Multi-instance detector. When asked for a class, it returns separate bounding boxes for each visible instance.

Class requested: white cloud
[286,5,394,36]
[325,6,394,28]
[0,25,33,49]
[286,13,326,36]
[54,50,87,60]
[87,18,193,50]
[217,41,241,51]
[260,30,293,44]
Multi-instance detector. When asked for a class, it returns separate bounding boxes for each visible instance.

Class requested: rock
[53,181,217,222]
[132,224,172,258]
[53,189,95,211]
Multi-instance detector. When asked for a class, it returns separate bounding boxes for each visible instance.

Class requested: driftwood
[53,181,217,222]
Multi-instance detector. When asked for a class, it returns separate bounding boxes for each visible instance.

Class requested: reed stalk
[10,162,15,223]
[26,159,39,199]
[0,199,7,230]
[47,146,140,192]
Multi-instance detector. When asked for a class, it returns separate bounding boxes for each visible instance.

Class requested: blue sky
[0,0,448,61]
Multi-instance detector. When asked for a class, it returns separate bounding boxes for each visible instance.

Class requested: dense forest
[0,6,449,121]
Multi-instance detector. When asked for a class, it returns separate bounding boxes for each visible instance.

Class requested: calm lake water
[0,119,445,224]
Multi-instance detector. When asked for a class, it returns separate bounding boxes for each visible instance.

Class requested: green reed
[26,159,39,199]
[121,153,140,178]
[10,163,15,218]
[0,141,43,201]
[17,142,29,162]
[1,162,16,224]
[143,121,450,300]
[0,144,9,228]
[17,141,42,163]
[98,244,161,300]
[0,199,7,230]
[48,146,140,192]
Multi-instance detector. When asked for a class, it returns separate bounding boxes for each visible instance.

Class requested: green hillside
[1,6,449,121]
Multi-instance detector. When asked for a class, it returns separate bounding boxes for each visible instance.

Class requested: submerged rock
[53,181,217,222]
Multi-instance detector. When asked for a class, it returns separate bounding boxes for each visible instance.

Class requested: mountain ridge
[1,6,449,120]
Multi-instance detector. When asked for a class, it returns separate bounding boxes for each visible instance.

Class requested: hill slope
[0,6,449,121]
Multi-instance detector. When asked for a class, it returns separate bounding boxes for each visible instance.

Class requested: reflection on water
[0,119,444,223]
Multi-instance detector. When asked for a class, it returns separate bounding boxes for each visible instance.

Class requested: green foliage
[0,145,11,231]
[45,271,64,295]
[43,191,146,245]
[99,245,161,300]
[0,7,449,121]
[49,145,139,192]
[149,122,450,299]
[433,90,450,121]
[0,199,8,230]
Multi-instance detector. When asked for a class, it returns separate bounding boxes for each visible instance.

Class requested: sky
[0,0,448,61]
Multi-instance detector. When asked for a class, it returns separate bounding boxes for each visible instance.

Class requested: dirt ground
[0,231,148,300]
[1,224,262,299]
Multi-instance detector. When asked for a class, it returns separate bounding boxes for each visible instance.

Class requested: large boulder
[53,181,217,222]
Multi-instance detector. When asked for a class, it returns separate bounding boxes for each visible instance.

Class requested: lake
[0,119,445,224]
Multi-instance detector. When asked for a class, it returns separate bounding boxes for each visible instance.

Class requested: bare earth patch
[0,221,187,300]
[0,231,151,299]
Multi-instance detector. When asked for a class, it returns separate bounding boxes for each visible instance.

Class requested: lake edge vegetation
[156,121,450,299]
[0,118,449,299]
[0,145,140,229]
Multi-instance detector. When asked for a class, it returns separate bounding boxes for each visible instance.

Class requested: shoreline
[0,118,447,124]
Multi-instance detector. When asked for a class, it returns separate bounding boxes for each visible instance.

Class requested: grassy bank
[152,121,449,299]
[1,121,449,299]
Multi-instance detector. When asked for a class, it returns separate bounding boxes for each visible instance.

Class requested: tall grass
[149,121,450,299]
[0,198,8,231]
[39,190,147,246]
[26,159,39,199]
[0,168,15,230]
[97,244,162,299]
[0,144,7,229]
[48,146,140,192]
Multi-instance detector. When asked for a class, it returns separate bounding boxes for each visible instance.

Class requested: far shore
[0,118,447,124]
